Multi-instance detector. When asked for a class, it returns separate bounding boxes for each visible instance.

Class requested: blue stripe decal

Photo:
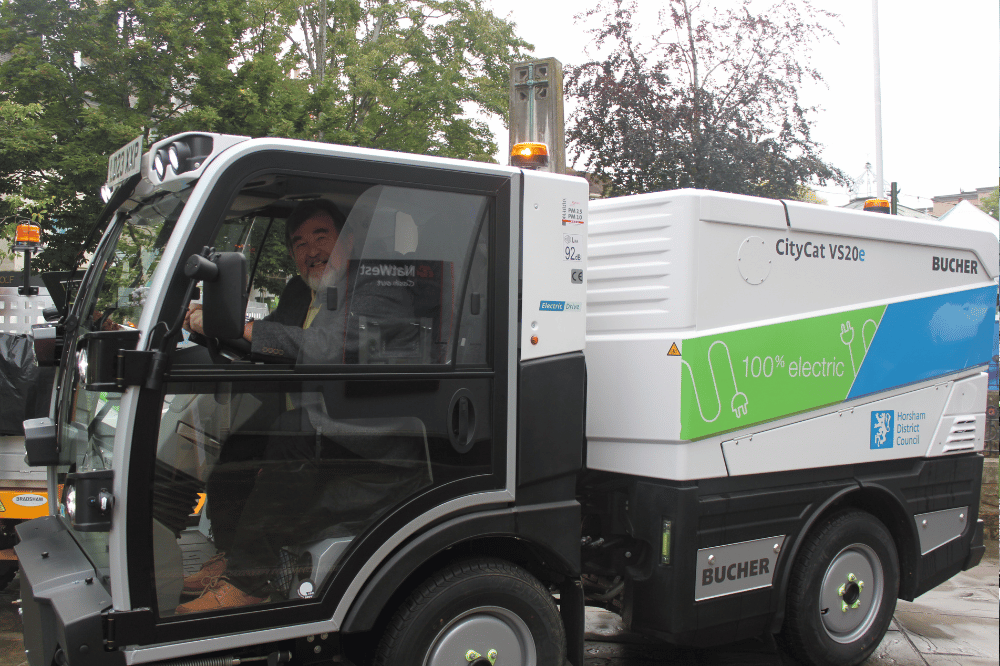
[848,286,998,400]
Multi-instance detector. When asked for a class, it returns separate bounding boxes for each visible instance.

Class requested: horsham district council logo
[870,410,894,450]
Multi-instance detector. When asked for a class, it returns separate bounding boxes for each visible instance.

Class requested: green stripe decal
[680,304,886,440]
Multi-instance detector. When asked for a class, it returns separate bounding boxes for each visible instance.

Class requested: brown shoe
[181,553,228,596]
[175,578,265,614]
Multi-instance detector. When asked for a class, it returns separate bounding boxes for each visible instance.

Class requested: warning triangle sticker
[0,498,6,512]
[667,343,681,356]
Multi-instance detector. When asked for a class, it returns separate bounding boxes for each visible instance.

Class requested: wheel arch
[769,482,916,633]
[847,483,919,600]
[340,502,579,648]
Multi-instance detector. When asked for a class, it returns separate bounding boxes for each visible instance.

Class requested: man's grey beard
[303,272,323,291]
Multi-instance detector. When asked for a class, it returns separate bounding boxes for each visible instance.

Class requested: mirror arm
[145,246,214,391]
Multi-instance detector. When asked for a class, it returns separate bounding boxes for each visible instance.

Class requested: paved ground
[0,542,995,666]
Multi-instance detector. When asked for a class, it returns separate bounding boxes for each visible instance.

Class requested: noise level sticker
[563,232,583,262]
[668,343,681,356]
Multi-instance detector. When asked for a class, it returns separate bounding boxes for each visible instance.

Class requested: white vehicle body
[14,135,994,666]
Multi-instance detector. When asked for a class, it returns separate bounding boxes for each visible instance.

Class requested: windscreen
[56,188,191,574]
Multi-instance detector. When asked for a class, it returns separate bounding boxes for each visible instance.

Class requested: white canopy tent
[938,200,1000,242]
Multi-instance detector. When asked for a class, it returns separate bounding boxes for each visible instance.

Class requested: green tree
[0,0,528,270]
[979,186,999,219]
[791,185,827,205]
[567,0,847,199]
[0,0,258,270]
[287,0,529,160]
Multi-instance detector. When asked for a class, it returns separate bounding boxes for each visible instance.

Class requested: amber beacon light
[863,198,890,214]
[511,142,549,169]
[15,223,42,249]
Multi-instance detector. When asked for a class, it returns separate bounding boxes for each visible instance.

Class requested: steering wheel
[187,331,253,362]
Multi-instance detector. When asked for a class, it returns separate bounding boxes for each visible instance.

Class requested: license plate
[106,135,143,188]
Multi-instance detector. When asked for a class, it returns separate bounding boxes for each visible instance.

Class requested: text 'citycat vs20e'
[17,132,997,666]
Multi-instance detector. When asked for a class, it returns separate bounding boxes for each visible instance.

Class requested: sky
[482,0,1000,209]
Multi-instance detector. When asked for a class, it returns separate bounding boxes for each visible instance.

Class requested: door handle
[449,390,476,453]
[458,397,470,443]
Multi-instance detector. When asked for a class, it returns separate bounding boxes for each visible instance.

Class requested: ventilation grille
[587,203,676,332]
[942,415,978,452]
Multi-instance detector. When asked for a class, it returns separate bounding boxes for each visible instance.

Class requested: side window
[456,219,489,366]
[181,176,490,368]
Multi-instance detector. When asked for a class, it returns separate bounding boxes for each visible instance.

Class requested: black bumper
[962,519,985,571]
[15,516,124,666]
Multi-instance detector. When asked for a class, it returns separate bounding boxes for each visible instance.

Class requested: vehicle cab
[18,133,589,666]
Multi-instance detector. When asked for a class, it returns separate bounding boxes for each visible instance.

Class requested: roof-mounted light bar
[143,132,250,192]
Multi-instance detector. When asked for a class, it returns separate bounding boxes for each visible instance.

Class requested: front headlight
[76,348,89,382]
[153,149,168,179]
[62,484,76,522]
[167,142,192,172]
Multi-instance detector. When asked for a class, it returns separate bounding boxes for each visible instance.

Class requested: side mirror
[186,252,247,339]
[23,417,60,466]
[31,323,62,366]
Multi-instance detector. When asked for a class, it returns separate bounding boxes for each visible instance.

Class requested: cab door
[122,149,514,645]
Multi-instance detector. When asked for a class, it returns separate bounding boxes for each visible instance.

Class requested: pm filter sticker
[562,199,584,225]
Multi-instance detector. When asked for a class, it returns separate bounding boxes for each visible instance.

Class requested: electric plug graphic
[841,320,859,377]
[731,391,749,419]
[840,321,855,346]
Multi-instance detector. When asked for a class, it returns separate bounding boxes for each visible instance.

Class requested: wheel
[779,510,899,666]
[373,558,566,666]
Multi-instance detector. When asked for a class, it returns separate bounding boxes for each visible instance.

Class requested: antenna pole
[872,0,884,198]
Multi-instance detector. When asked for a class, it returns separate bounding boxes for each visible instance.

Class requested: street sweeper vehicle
[16,132,996,666]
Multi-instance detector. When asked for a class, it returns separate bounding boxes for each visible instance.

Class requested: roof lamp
[511,142,549,169]
[863,198,890,214]
[15,223,42,248]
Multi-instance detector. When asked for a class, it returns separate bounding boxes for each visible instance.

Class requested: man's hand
[184,304,205,335]
[185,304,254,342]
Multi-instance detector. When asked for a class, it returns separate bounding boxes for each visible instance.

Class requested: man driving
[176,196,428,613]
[184,198,352,355]
[177,199,353,611]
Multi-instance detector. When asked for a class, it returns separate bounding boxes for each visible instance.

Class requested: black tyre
[779,510,899,666]
[374,558,566,666]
